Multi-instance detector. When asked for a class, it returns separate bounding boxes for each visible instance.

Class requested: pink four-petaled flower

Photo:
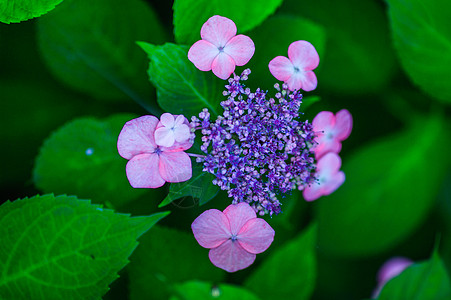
[117,115,193,188]
[269,40,319,92]
[188,15,255,80]
[312,109,353,159]
[155,113,191,147]
[303,152,345,201]
[192,202,275,272]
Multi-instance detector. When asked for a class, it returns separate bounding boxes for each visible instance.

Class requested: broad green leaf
[378,253,451,300]
[246,15,326,91]
[173,0,283,44]
[33,114,147,208]
[128,226,224,300]
[387,0,451,103]
[138,42,223,117]
[281,0,397,95]
[0,0,63,24]
[318,114,451,257]
[170,281,261,300]
[0,194,169,299]
[159,163,219,208]
[245,224,317,300]
[37,0,167,108]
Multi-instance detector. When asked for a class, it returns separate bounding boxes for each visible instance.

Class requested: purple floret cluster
[191,69,317,216]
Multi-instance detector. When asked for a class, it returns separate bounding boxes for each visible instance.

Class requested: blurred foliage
[2,0,451,299]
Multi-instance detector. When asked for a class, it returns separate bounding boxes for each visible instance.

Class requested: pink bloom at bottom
[303,152,345,201]
[372,257,413,298]
[192,202,275,272]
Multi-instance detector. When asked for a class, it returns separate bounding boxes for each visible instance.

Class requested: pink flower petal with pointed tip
[208,239,256,272]
[224,35,255,66]
[125,153,165,188]
[335,109,353,140]
[159,151,192,182]
[192,209,231,249]
[201,15,237,47]
[211,52,235,80]
[188,40,219,71]
[237,218,275,254]
[300,70,318,92]
[268,56,294,82]
[117,116,158,159]
[223,202,256,235]
[154,127,175,147]
[288,40,319,70]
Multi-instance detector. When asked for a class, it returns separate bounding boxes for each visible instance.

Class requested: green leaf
[170,281,261,300]
[280,0,397,95]
[378,253,451,300]
[139,42,222,117]
[37,0,167,108]
[159,163,219,208]
[0,194,169,299]
[387,0,451,103]
[245,224,317,300]
[33,114,147,208]
[173,0,283,44]
[0,0,63,24]
[128,226,224,300]
[318,114,451,257]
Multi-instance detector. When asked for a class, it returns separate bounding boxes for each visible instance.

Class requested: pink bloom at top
[312,109,353,159]
[268,40,319,92]
[372,257,413,298]
[303,152,345,201]
[155,113,191,147]
[117,115,193,188]
[188,15,255,80]
[192,202,275,272]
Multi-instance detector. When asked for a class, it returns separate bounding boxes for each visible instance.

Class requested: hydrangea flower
[188,15,255,80]
[117,115,193,188]
[372,257,413,298]
[155,113,190,147]
[192,69,317,216]
[312,109,353,159]
[268,40,319,92]
[302,152,345,201]
[192,202,275,272]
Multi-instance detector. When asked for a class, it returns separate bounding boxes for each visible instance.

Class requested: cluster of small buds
[191,69,317,216]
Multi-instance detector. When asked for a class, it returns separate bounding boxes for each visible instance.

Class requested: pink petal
[314,138,342,160]
[334,109,353,140]
[208,239,256,272]
[201,15,237,47]
[268,56,294,82]
[300,70,317,92]
[192,209,231,249]
[125,153,165,188]
[154,127,175,147]
[288,40,319,71]
[302,183,322,202]
[188,40,219,71]
[322,171,345,195]
[223,202,256,235]
[312,111,335,131]
[285,72,303,91]
[174,115,186,126]
[224,35,255,66]
[160,113,175,127]
[317,152,342,175]
[117,116,158,160]
[159,151,192,182]
[174,124,190,142]
[211,52,235,80]
[377,257,413,284]
[237,218,275,254]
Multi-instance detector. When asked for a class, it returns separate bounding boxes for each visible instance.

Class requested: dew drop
[85,148,94,156]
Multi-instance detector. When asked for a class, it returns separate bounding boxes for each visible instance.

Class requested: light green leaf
[159,163,219,208]
[378,253,451,300]
[139,42,222,117]
[33,114,147,208]
[387,0,451,103]
[37,0,167,108]
[245,224,317,300]
[170,281,261,300]
[173,0,283,44]
[0,0,63,24]
[128,226,224,300]
[318,114,451,257]
[0,194,169,299]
